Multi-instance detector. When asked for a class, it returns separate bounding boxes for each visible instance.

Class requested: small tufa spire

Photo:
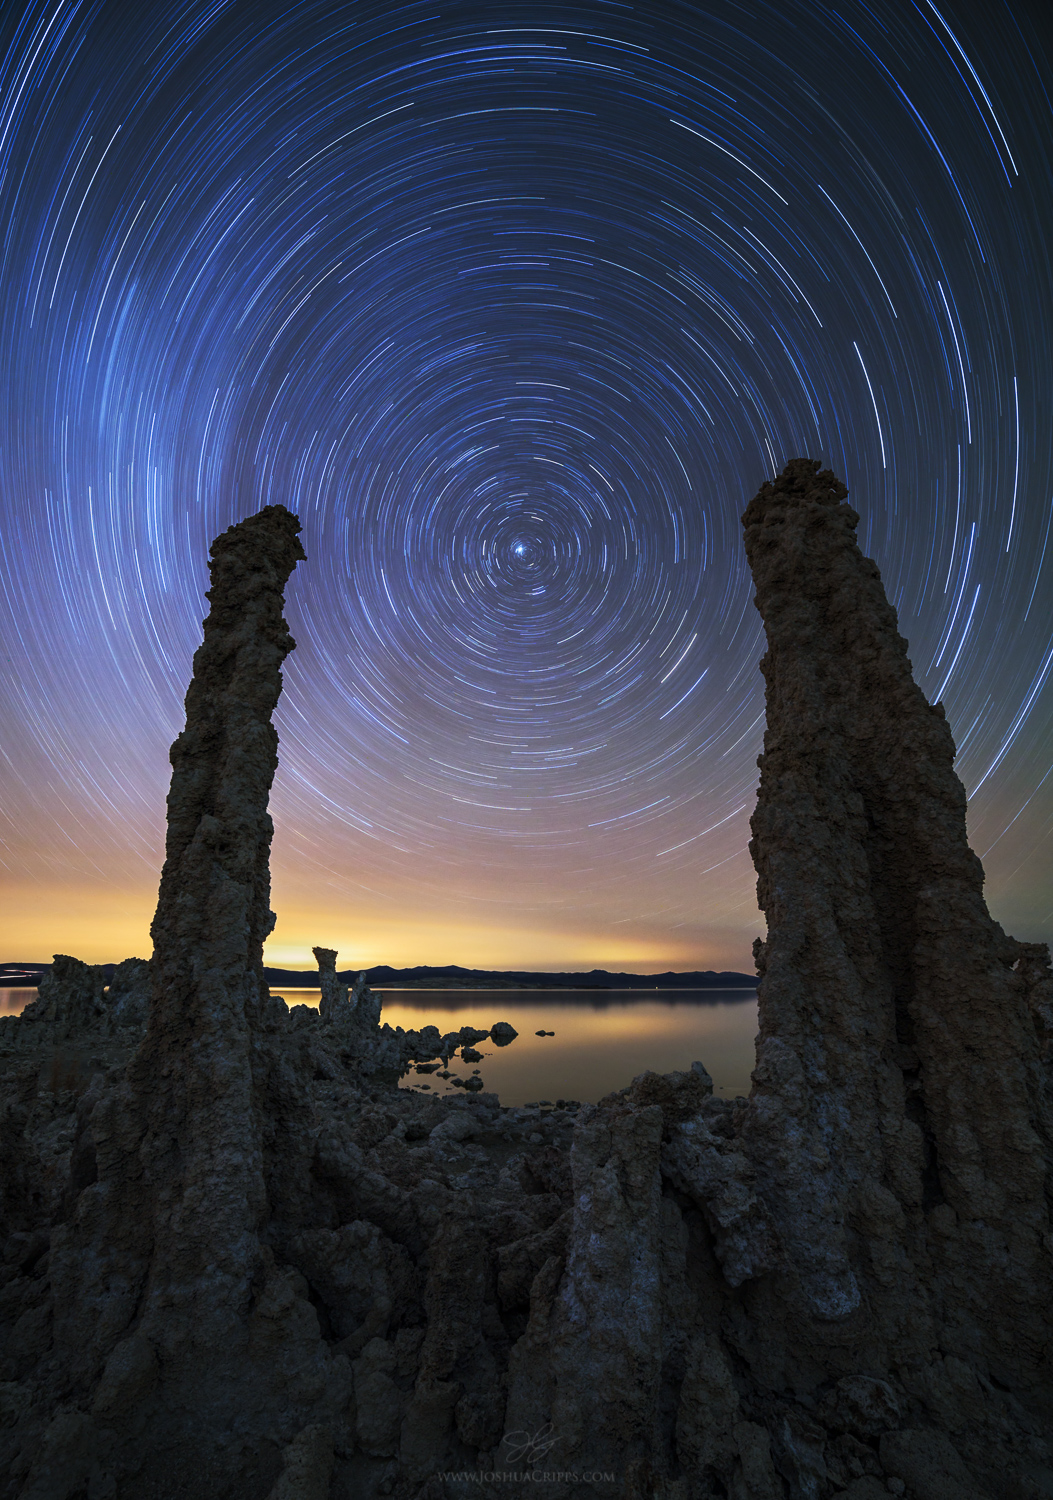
[312,945,349,1021]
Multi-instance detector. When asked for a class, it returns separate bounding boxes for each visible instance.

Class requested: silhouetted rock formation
[1,470,1051,1500]
[51,505,310,1408]
[740,458,1053,1384]
[0,956,149,1050]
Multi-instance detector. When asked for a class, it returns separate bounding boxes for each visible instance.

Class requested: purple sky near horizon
[0,0,1051,972]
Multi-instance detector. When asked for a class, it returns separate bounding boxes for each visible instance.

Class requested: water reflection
[281,986,759,1106]
[0,989,36,1016]
[0,985,761,1107]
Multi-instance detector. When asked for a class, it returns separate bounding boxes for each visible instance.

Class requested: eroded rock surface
[742,459,1053,1382]
[1,472,1051,1499]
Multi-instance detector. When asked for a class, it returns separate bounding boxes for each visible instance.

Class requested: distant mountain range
[2,960,756,990]
[319,964,757,990]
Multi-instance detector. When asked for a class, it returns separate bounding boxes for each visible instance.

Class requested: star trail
[0,0,1051,970]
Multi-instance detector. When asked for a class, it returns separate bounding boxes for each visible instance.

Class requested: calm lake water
[0,985,760,1107]
[288,986,760,1105]
[1,989,36,1016]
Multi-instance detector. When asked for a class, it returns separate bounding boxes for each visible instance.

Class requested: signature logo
[501,1424,559,1466]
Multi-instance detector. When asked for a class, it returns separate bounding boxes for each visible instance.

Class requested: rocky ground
[2,951,1049,1499]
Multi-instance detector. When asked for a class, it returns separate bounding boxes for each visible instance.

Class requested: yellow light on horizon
[0,880,755,974]
[0,881,156,965]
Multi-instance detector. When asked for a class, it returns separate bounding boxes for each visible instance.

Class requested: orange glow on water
[269,987,759,1106]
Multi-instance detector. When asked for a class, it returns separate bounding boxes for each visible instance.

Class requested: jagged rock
[1018,941,1053,1060]
[103,958,151,1031]
[93,502,310,1378]
[2,469,1051,1499]
[20,957,105,1038]
[741,458,1053,1379]
[429,1111,478,1148]
[674,1331,740,1476]
[312,948,385,1033]
[463,1026,489,1045]
[306,952,516,1088]
[264,1424,334,1500]
[662,1107,780,1286]
[878,1427,990,1499]
[90,1333,157,1419]
[352,1337,405,1457]
[621,1062,713,1121]
[15,1407,100,1500]
[831,1479,890,1500]
[497,1211,569,1312]
[733,1420,782,1499]
[312,948,348,1021]
[505,1099,666,1476]
[817,1374,901,1439]
[287,1221,414,1347]
[0,956,150,1055]
[454,1389,506,1451]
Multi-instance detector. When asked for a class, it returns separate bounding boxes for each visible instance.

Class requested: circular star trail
[0,0,1051,966]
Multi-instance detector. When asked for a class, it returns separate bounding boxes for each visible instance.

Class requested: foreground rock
[741,459,1053,1376]
[1,471,1051,1499]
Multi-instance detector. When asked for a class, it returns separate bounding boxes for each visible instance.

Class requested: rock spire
[40,505,329,1465]
[742,458,1053,1369]
[127,503,307,1347]
[149,501,305,1037]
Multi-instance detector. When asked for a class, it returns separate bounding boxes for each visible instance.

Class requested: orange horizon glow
[0,875,761,973]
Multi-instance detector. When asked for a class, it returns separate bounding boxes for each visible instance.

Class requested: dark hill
[269,963,757,989]
[2,960,756,990]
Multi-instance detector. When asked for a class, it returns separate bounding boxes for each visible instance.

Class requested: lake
[0,985,761,1107]
[288,986,760,1105]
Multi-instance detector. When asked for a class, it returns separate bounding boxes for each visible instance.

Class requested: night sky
[1,0,1051,973]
